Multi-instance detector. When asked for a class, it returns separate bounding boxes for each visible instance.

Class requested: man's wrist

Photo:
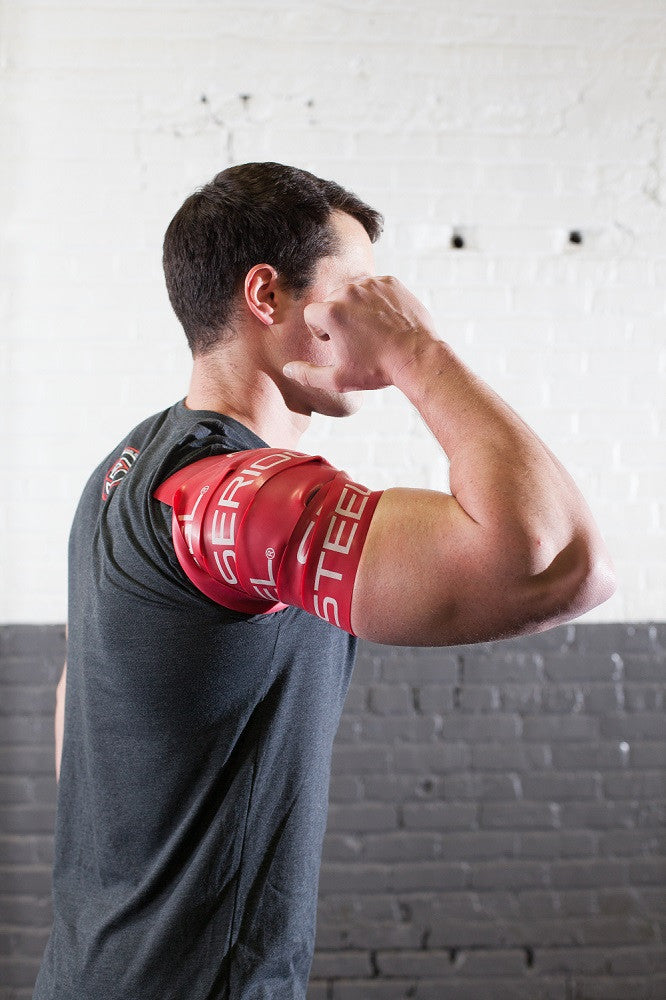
[391,338,453,406]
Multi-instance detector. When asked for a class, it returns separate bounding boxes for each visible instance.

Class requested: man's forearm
[394,339,612,581]
[55,662,66,783]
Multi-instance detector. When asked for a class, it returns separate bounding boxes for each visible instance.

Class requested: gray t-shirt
[33,401,356,1000]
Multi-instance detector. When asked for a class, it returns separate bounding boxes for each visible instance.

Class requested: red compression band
[153,448,383,634]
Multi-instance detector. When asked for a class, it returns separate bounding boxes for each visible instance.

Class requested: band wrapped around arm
[153,448,383,634]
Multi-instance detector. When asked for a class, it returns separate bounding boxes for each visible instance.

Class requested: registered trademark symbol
[265,547,275,559]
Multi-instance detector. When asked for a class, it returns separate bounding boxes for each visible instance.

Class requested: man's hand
[283,276,438,393]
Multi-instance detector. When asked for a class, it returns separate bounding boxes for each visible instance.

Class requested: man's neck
[185,350,310,450]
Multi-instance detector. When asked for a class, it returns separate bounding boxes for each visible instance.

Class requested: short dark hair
[162,161,383,356]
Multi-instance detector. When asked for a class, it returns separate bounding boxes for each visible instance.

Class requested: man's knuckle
[327,300,346,324]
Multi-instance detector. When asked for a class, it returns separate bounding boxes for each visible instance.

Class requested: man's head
[163,162,383,357]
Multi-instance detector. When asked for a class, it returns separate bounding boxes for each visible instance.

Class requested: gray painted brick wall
[1,624,664,999]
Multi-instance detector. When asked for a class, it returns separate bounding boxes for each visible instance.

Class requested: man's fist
[283,276,438,394]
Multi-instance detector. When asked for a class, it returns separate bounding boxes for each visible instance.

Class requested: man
[34,162,615,999]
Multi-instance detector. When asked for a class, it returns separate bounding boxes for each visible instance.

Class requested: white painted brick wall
[1,0,664,622]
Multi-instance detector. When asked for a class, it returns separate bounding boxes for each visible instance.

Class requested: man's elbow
[572,549,617,614]
[542,537,617,622]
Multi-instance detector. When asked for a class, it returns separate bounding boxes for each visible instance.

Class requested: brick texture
[2,0,665,624]
[1,623,665,999]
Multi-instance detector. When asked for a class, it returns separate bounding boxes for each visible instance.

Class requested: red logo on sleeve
[102,447,140,501]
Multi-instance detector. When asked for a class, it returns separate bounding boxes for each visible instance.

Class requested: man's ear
[244,264,280,326]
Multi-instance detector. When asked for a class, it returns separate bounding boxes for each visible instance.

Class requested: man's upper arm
[155,449,589,646]
[349,487,586,646]
[154,448,383,633]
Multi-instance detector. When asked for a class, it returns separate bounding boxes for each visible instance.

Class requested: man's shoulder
[82,402,264,512]
[90,405,174,503]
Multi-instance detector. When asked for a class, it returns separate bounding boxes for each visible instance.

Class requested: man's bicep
[350,488,554,647]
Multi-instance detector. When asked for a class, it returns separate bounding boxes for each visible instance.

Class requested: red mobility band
[153,448,383,634]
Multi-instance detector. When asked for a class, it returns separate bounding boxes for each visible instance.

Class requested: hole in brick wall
[370,951,379,977]
[568,230,583,244]
[451,232,465,249]
[524,946,534,967]
[421,927,431,950]
[448,947,459,964]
